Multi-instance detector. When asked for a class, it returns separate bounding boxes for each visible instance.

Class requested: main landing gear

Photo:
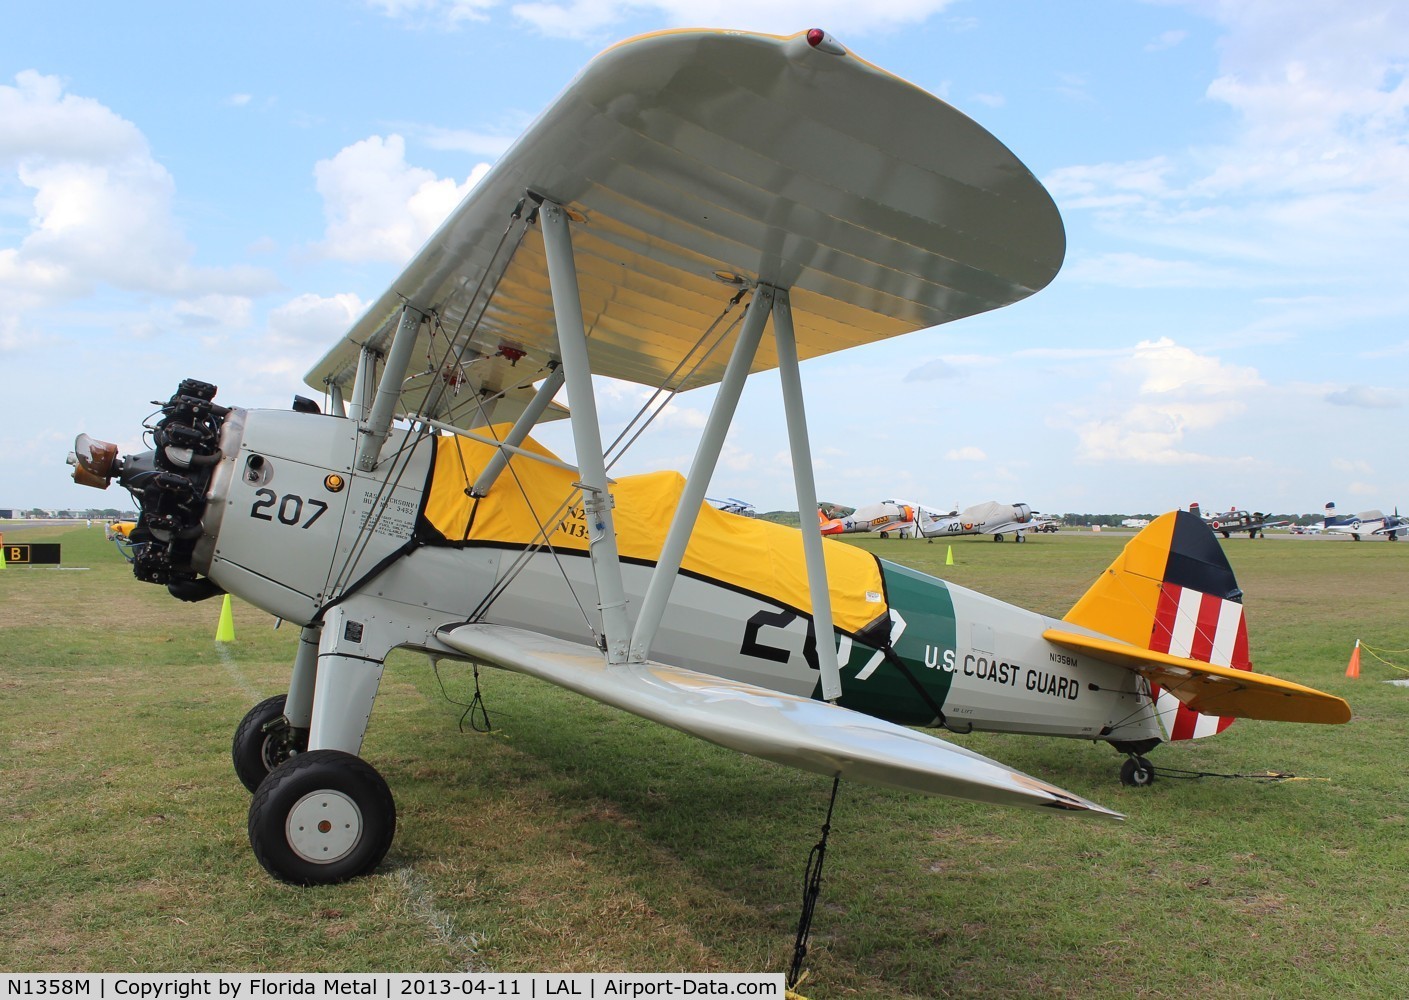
[233,613,398,884]
[233,698,395,883]
[233,698,397,884]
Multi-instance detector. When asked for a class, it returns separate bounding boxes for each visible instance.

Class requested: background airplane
[818,500,918,538]
[1318,501,1407,541]
[917,500,1035,542]
[1188,503,1287,539]
[105,518,139,563]
[706,497,757,517]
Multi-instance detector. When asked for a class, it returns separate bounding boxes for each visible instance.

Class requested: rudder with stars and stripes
[1063,509,1253,742]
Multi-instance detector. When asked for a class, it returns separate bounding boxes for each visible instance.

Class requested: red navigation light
[804,28,845,55]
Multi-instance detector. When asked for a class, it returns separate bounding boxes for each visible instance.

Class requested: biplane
[68,28,1348,893]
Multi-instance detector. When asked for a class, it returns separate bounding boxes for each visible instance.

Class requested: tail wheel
[1119,756,1156,787]
[233,694,308,793]
[249,749,396,885]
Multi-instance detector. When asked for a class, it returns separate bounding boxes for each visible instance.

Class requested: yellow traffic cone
[945,545,954,566]
[1345,639,1361,679]
[216,593,236,642]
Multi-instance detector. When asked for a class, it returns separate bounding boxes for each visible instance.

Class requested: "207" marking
[249,489,329,529]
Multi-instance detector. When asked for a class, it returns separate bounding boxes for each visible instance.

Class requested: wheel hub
[285,790,363,864]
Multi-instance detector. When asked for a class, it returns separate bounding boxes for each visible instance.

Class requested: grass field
[2,525,1407,996]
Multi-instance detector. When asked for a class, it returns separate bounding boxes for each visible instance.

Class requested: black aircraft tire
[233,694,308,793]
[1119,756,1156,787]
[248,749,396,886]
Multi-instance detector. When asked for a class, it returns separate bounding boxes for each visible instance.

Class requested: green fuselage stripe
[831,560,959,726]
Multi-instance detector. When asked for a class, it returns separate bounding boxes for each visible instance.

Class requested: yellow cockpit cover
[422,431,887,635]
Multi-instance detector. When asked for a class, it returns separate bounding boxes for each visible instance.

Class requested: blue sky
[4,1,1407,516]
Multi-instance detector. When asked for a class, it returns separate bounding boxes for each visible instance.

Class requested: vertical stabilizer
[1064,511,1251,741]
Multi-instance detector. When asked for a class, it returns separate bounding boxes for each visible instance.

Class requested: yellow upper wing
[304,29,1064,427]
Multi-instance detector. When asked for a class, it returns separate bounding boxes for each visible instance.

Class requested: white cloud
[903,358,959,381]
[239,292,368,381]
[365,0,496,24]
[269,293,365,348]
[0,71,278,311]
[1325,385,1402,408]
[416,126,518,158]
[1121,337,1262,395]
[0,70,146,162]
[1061,338,1261,464]
[314,134,489,263]
[1051,2,1409,295]
[1146,29,1188,52]
[1062,251,1248,289]
[172,294,254,331]
[944,446,986,461]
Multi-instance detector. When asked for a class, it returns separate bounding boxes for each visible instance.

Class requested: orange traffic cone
[1345,639,1361,679]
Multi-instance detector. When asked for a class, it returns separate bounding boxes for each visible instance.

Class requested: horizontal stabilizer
[1043,629,1350,725]
[441,624,1122,820]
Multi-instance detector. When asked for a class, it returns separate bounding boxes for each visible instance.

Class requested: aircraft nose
[105,378,233,601]
[68,433,121,489]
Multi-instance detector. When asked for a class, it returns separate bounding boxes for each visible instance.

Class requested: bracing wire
[461,286,754,630]
[326,201,533,602]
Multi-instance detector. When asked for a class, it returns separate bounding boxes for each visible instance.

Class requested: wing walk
[441,623,1122,819]
[304,29,1063,428]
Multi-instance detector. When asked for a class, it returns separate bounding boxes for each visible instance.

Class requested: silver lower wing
[438,624,1122,820]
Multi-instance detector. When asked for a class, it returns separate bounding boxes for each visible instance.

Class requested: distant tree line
[1062,512,1328,527]
[13,507,130,519]
[749,510,1332,530]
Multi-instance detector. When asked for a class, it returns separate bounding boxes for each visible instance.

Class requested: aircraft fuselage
[116,398,1159,756]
